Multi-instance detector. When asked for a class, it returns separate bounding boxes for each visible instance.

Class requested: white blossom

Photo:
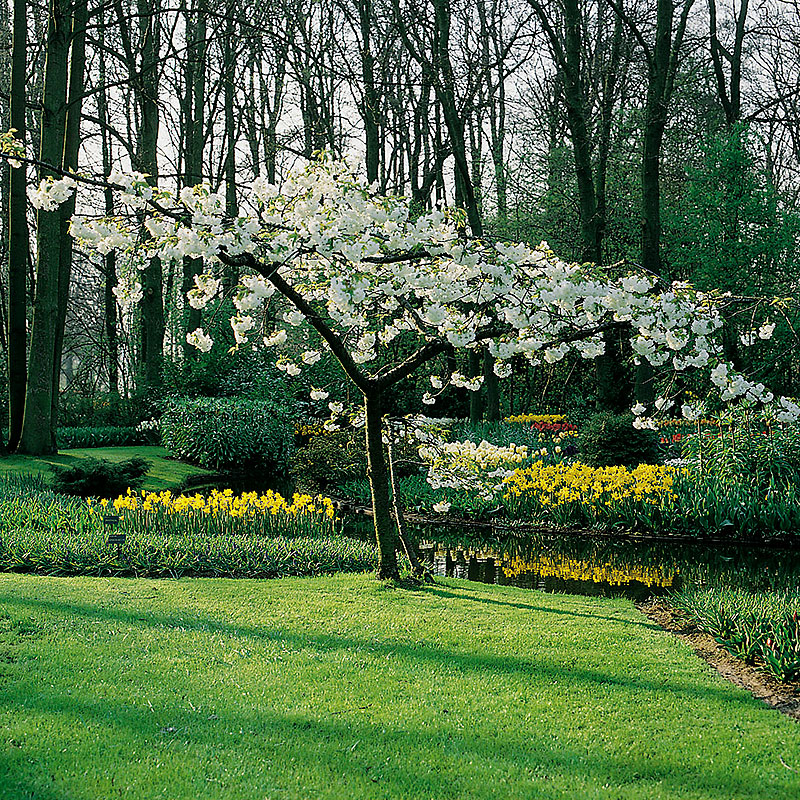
[263,329,287,347]
[283,309,305,326]
[186,327,213,353]
[62,156,791,424]
[231,314,255,344]
[759,322,775,340]
[28,176,76,211]
[112,278,143,311]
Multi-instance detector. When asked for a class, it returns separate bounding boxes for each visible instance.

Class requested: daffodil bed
[501,462,677,523]
[1,573,799,800]
[338,458,800,539]
[95,487,338,537]
[0,476,375,578]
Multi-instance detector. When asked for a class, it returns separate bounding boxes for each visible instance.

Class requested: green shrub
[57,425,160,449]
[160,397,294,473]
[57,392,151,427]
[578,412,661,467]
[50,457,151,498]
[290,429,367,491]
[337,474,495,517]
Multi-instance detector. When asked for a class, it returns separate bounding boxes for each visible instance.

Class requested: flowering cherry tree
[20,150,800,579]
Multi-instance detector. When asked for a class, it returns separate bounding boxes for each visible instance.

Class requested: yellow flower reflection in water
[502,553,675,588]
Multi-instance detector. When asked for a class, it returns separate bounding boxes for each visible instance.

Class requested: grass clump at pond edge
[1,573,798,800]
[670,584,800,681]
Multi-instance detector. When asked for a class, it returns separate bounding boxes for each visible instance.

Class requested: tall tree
[609,0,696,402]
[19,0,87,454]
[180,0,207,357]
[6,0,29,450]
[394,0,484,236]
[97,28,119,396]
[131,0,165,387]
[52,0,88,427]
[709,0,748,126]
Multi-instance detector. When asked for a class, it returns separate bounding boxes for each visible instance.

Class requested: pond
[415,531,800,601]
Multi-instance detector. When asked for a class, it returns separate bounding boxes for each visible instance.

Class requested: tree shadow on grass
[0,766,70,800]
[422,583,662,630]
[0,591,765,712]
[0,684,796,800]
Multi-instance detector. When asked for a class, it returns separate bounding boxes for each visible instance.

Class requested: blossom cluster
[49,154,799,424]
[420,438,533,498]
[28,175,76,211]
[0,130,25,168]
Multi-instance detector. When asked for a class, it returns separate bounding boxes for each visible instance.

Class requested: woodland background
[2,0,800,453]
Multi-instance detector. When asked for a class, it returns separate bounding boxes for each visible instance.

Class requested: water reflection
[418,532,800,600]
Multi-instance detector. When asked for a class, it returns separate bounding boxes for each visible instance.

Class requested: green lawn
[0,446,211,492]
[0,574,798,800]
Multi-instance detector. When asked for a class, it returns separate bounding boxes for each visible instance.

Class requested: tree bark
[98,36,118,396]
[364,391,400,580]
[483,349,499,421]
[181,1,206,358]
[137,0,165,388]
[468,349,483,423]
[6,0,28,451]
[357,0,380,184]
[19,0,71,455]
[222,0,239,287]
[52,0,88,431]
[387,433,430,580]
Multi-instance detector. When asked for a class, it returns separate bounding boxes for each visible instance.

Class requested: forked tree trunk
[387,433,430,580]
[364,392,400,579]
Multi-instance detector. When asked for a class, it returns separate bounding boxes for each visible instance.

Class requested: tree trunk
[222,0,239,287]
[387,434,430,580]
[19,0,71,455]
[137,0,165,389]
[468,349,483,423]
[364,392,400,580]
[6,0,28,451]
[358,0,380,184]
[181,2,205,358]
[483,349,499,421]
[52,0,87,431]
[98,39,118,397]
[562,13,599,262]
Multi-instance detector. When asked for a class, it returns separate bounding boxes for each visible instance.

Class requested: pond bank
[640,600,800,722]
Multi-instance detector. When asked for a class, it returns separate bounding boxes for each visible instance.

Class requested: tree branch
[224,250,372,395]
